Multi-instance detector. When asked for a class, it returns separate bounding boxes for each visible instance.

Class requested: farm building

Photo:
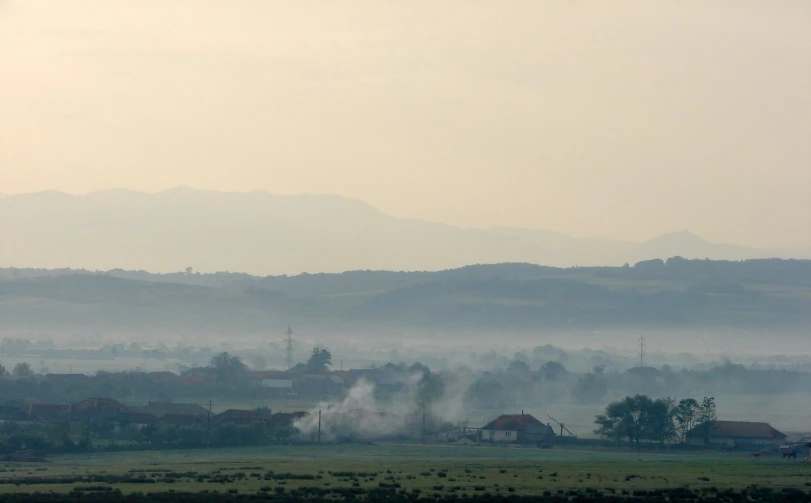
[687,421,787,447]
[480,413,555,444]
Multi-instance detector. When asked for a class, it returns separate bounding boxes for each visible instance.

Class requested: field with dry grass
[1,443,810,501]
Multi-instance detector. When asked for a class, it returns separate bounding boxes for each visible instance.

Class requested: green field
[1,444,809,497]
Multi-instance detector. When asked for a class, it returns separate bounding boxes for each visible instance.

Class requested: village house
[74,397,127,414]
[687,421,787,447]
[138,401,209,419]
[480,412,556,444]
[27,403,71,422]
[0,406,29,424]
[213,409,266,426]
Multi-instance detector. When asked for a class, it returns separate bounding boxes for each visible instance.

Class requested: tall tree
[594,395,650,447]
[305,347,332,373]
[208,352,249,387]
[12,362,33,377]
[642,397,676,445]
[417,371,445,405]
[572,373,608,404]
[697,396,717,445]
[595,395,678,448]
[674,398,700,443]
[541,361,567,381]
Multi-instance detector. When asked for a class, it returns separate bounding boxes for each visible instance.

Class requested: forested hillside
[1,259,810,336]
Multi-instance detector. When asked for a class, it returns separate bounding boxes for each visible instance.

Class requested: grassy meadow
[1,443,810,498]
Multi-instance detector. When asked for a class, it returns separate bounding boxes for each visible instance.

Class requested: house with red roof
[480,412,555,444]
[686,421,787,447]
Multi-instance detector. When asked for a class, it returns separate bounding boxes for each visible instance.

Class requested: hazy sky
[2,1,810,248]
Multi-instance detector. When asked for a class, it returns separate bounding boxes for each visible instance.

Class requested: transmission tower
[282,324,294,370]
[638,335,646,367]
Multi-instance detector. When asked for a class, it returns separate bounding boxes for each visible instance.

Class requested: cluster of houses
[475,412,791,449]
[0,395,795,450]
[0,397,304,439]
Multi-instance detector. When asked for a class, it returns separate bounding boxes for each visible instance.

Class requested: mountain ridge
[1,188,804,275]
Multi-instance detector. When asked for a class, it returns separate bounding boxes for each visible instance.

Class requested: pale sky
[1,0,810,248]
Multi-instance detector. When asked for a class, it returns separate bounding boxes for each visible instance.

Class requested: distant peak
[648,231,707,244]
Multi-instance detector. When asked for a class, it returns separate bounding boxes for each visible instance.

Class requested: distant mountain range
[0,188,805,275]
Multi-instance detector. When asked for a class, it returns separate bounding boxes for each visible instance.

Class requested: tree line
[594,395,716,447]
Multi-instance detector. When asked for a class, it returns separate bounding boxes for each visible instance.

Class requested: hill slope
[1,260,810,339]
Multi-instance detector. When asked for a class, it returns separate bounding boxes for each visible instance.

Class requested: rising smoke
[293,371,477,441]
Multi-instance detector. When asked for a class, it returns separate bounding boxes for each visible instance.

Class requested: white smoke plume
[294,372,475,441]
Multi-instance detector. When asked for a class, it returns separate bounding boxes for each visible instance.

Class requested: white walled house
[480,413,555,444]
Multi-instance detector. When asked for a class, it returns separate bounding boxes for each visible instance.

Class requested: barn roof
[482,414,550,431]
[688,421,787,439]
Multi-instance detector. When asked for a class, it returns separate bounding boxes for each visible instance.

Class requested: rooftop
[688,421,787,439]
[482,413,549,431]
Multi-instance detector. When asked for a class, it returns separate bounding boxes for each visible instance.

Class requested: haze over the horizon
[2,1,810,249]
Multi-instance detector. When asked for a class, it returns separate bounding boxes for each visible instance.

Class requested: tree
[208,352,249,387]
[506,360,530,373]
[594,394,676,448]
[12,362,33,377]
[417,371,445,405]
[541,361,567,381]
[571,373,607,404]
[305,347,332,373]
[595,396,643,447]
[0,363,6,376]
[409,362,429,374]
[642,397,677,446]
[696,396,717,445]
[673,398,700,443]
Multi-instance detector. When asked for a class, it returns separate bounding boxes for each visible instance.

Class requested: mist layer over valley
[2,258,810,353]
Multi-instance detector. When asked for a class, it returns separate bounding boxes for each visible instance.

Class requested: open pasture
[0,444,810,500]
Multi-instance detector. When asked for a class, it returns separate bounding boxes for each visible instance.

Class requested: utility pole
[421,403,426,444]
[638,335,646,367]
[317,409,321,443]
[207,400,212,448]
[86,413,91,453]
[285,325,294,370]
